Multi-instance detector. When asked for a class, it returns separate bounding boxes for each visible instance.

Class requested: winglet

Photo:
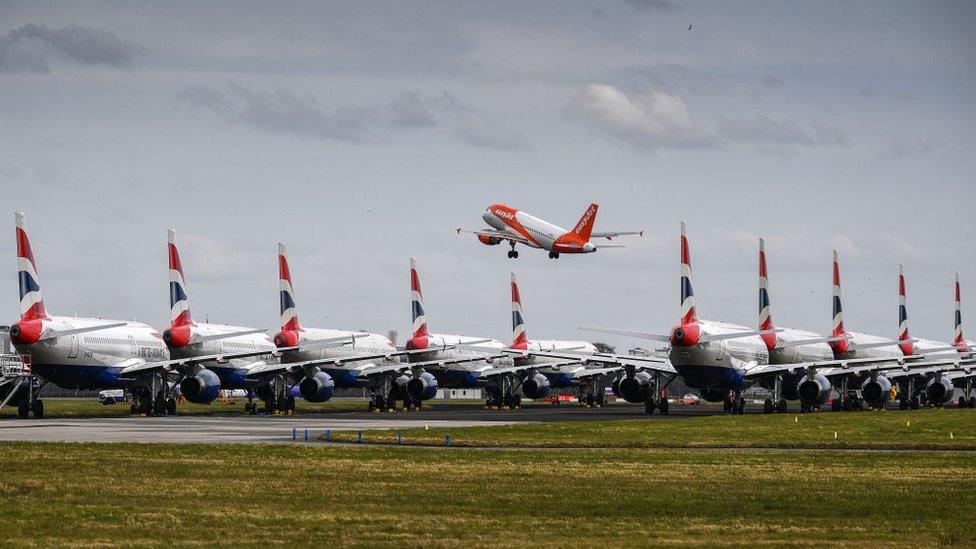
[679,221,696,324]
[168,229,193,327]
[15,212,48,321]
[279,242,301,331]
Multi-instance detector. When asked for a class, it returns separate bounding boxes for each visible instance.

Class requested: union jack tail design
[168,229,193,327]
[510,272,528,350]
[758,238,776,349]
[15,212,48,321]
[679,221,696,324]
[572,203,599,241]
[897,264,914,355]
[410,257,429,339]
[955,273,965,348]
[831,250,845,336]
[278,242,301,331]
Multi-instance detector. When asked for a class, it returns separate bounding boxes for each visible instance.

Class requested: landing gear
[724,392,746,414]
[17,400,29,419]
[763,398,774,414]
[777,399,787,413]
[765,375,788,414]
[548,251,560,259]
[507,250,519,259]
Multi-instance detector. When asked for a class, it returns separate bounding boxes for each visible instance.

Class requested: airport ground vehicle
[0,353,42,417]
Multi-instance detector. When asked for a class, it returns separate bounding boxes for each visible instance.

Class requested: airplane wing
[188,328,267,344]
[571,366,622,380]
[456,228,534,247]
[580,325,780,344]
[590,231,644,240]
[504,348,675,375]
[118,348,280,376]
[743,351,974,381]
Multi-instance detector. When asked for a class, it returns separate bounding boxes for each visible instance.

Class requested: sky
[1,0,973,350]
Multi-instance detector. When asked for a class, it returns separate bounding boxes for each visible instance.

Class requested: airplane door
[64,322,79,358]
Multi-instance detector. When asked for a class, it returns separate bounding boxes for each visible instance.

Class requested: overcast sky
[1,1,973,349]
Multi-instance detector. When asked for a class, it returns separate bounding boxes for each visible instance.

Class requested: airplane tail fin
[410,257,429,339]
[955,273,966,348]
[15,212,48,321]
[898,264,914,355]
[679,221,697,324]
[572,203,599,241]
[278,242,302,331]
[167,229,193,327]
[831,250,845,337]
[510,272,528,349]
[758,238,776,349]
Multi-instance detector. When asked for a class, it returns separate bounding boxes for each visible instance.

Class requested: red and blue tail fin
[955,273,966,350]
[167,229,193,327]
[679,221,697,324]
[510,272,528,349]
[572,203,599,241]
[898,264,914,355]
[758,238,776,349]
[278,242,301,332]
[831,250,845,337]
[15,212,47,321]
[410,257,429,339]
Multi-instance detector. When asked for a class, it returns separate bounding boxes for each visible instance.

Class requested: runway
[0,403,720,444]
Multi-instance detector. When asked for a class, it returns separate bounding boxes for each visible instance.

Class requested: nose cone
[482,210,494,224]
[583,242,596,253]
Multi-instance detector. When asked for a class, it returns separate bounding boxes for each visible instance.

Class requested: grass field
[0,442,972,546]
[329,408,976,450]
[0,397,488,418]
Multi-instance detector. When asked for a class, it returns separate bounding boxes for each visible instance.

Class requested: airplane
[7,213,268,416]
[161,230,282,414]
[257,243,434,413]
[583,222,968,414]
[457,203,643,259]
[488,272,623,408]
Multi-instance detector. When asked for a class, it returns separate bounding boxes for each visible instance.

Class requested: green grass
[0,442,972,546]
[1,397,488,418]
[330,408,976,450]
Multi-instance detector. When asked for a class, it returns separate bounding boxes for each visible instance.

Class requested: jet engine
[797,373,831,406]
[926,377,955,405]
[299,371,335,402]
[478,234,502,246]
[860,375,893,406]
[406,372,439,402]
[610,377,622,398]
[179,369,221,404]
[618,371,653,403]
[521,373,551,399]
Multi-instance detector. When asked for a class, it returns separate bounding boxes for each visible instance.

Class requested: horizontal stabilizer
[579,326,673,342]
[849,338,914,351]
[699,328,782,343]
[39,321,129,341]
[190,328,266,344]
[774,335,849,349]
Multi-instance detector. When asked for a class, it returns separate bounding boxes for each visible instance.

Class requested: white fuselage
[668,320,769,392]
[839,331,904,360]
[409,333,505,387]
[768,328,835,364]
[280,327,397,387]
[483,210,564,250]
[168,322,277,387]
[14,315,169,389]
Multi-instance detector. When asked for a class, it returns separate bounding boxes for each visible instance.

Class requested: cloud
[454,119,533,152]
[717,115,850,148]
[883,136,943,157]
[180,83,375,143]
[389,91,437,128]
[0,23,142,74]
[761,75,784,89]
[624,0,677,11]
[562,84,717,151]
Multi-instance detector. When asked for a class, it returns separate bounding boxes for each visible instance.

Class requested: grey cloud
[389,91,438,128]
[860,85,878,98]
[454,119,534,152]
[180,83,375,143]
[562,84,718,151]
[884,136,942,157]
[0,23,142,73]
[718,115,850,148]
[762,75,784,89]
[624,0,676,11]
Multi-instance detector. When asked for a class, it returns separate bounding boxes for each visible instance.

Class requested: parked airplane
[583,222,961,414]
[457,203,643,259]
[161,230,281,414]
[8,213,264,416]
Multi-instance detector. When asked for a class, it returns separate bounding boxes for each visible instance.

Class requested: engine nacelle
[926,377,955,405]
[797,373,831,406]
[861,375,893,406]
[163,325,192,349]
[406,372,439,402]
[618,371,653,403]
[610,377,622,398]
[179,368,221,404]
[299,371,335,402]
[521,373,551,399]
[478,234,502,246]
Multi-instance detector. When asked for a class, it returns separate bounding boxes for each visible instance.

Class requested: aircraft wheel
[737,397,746,414]
[32,399,44,418]
[910,397,920,410]
[722,398,732,414]
[644,399,656,415]
[969,397,976,408]
[777,399,788,413]
[513,251,519,258]
[130,403,139,415]
[763,399,773,414]
[264,397,277,415]
[166,398,177,416]
[658,399,669,415]
[17,400,30,419]
[507,250,514,258]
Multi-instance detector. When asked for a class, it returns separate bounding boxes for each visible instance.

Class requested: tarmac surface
[0,403,720,444]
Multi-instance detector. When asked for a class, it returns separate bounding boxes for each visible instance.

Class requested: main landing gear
[129,372,178,417]
[577,378,607,408]
[547,251,560,259]
[723,391,746,414]
[763,374,789,414]
[1,356,44,418]
[957,379,975,408]
[484,378,521,410]
[507,241,519,259]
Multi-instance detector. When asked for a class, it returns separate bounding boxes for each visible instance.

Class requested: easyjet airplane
[457,203,642,258]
